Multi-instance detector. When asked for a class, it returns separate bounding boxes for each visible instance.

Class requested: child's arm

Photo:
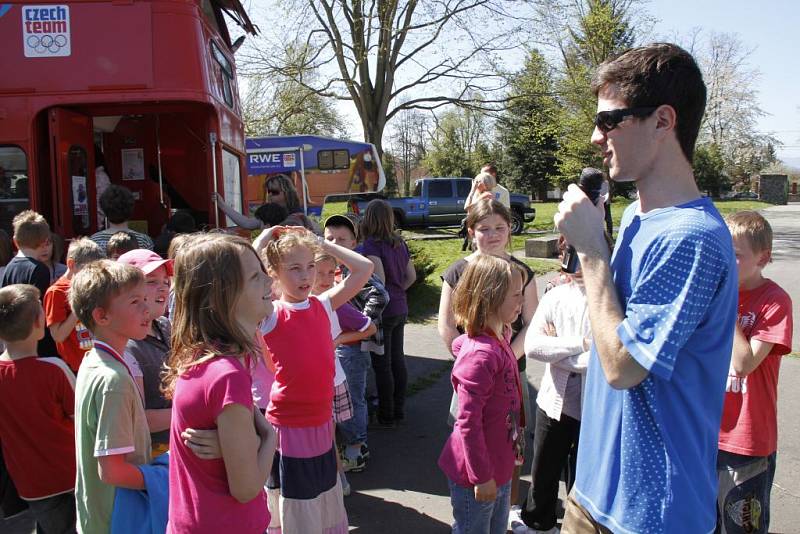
[401,257,416,290]
[509,272,539,358]
[49,310,79,343]
[217,403,275,503]
[97,455,144,490]
[145,408,171,433]
[334,322,377,346]
[437,283,460,357]
[321,239,374,310]
[730,323,775,376]
[367,255,386,284]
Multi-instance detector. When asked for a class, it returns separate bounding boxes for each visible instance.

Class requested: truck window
[428,181,452,198]
[0,146,30,235]
[413,181,422,197]
[456,179,471,197]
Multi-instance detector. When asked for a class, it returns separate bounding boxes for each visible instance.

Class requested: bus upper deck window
[333,150,350,170]
[210,41,234,108]
[0,146,30,235]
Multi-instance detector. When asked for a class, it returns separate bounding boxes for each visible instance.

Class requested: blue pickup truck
[350,177,535,234]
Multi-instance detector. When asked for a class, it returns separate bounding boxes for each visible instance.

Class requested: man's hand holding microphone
[556,167,611,272]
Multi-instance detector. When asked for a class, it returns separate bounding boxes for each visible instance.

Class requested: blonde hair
[163,234,259,398]
[263,231,320,273]
[12,210,50,248]
[452,254,523,337]
[0,284,41,342]
[167,232,196,260]
[360,199,401,247]
[69,260,144,332]
[67,237,104,269]
[314,252,337,266]
[474,171,497,190]
[726,211,773,256]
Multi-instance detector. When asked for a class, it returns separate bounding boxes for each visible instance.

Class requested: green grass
[321,196,773,323]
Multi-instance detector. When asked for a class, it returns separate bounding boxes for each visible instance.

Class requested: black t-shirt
[1,255,59,357]
[441,255,535,371]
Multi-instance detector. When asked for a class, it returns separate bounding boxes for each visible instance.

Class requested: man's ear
[653,104,677,135]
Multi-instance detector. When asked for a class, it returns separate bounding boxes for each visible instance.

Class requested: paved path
[4,204,798,533]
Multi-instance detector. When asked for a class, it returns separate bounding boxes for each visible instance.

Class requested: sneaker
[508,507,559,534]
[341,453,366,473]
[339,472,351,497]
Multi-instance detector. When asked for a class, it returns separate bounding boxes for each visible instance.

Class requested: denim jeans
[716,450,776,534]
[448,479,511,534]
[370,313,408,422]
[336,344,370,445]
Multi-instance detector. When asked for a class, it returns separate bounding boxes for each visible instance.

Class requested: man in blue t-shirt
[551,43,738,533]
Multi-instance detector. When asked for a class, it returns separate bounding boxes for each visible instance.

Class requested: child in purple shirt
[438,255,525,534]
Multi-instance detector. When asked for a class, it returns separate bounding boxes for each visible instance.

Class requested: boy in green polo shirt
[69,260,152,533]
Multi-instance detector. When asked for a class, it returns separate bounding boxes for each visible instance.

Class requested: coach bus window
[210,41,234,107]
[221,148,242,226]
[68,146,91,234]
[318,150,351,171]
[0,146,30,234]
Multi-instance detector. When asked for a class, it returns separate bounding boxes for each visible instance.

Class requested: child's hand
[253,408,275,441]
[474,479,497,502]
[181,428,222,460]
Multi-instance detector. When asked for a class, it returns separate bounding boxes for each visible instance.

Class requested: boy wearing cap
[117,249,174,454]
[324,214,389,468]
[45,237,105,373]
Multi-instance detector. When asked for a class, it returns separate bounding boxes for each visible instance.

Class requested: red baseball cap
[117,249,173,276]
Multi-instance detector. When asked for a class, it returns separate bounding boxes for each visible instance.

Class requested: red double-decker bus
[0,0,256,239]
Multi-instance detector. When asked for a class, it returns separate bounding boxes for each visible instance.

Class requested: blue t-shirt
[574,197,738,533]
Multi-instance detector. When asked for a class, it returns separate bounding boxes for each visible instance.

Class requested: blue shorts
[716,450,776,534]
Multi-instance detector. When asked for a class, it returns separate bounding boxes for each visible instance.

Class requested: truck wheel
[393,210,405,230]
[511,210,524,235]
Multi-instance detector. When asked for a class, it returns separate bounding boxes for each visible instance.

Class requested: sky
[647,0,800,165]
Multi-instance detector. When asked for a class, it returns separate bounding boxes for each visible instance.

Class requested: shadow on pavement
[346,492,452,533]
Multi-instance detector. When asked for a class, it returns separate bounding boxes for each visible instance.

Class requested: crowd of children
[0,192,793,534]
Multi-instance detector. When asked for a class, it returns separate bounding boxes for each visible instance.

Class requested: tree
[387,109,430,196]
[424,106,492,178]
[496,49,561,199]
[240,45,349,137]
[240,1,527,157]
[694,32,781,185]
[535,0,642,193]
[693,143,728,197]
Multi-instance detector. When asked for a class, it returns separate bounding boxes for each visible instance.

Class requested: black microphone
[561,168,605,273]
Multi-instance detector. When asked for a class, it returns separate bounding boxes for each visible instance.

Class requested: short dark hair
[254,203,289,227]
[0,284,41,342]
[167,210,196,234]
[591,42,707,162]
[481,163,498,176]
[106,232,137,259]
[99,184,135,224]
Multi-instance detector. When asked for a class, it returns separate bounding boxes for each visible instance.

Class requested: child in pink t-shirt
[717,212,793,534]
[164,234,277,534]
[438,255,526,534]
[253,226,373,534]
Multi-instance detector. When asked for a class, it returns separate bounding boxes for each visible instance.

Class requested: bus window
[0,146,30,235]
[210,41,234,107]
[221,148,242,225]
[67,145,91,235]
[319,149,350,171]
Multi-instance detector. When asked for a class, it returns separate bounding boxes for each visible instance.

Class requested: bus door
[48,108,94,237]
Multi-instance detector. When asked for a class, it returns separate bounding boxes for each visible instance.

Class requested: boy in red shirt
[44,237,104,372]
[717,211,793,533]
[0,284,77,532]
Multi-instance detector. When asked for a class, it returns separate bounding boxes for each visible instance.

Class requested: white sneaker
[508,506,560,534]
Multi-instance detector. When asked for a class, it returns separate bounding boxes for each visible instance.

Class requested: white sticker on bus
[22,5,70,58]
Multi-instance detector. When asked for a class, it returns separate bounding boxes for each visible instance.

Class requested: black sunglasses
[594,106,659,133]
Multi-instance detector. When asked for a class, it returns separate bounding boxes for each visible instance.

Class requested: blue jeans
[448,479,511,534]
[716,450,776,534]
[336,344,370,446]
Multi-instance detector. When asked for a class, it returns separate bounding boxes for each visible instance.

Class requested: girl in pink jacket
[438,254,526,534]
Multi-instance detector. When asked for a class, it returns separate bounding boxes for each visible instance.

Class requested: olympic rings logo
[26,33,67,54]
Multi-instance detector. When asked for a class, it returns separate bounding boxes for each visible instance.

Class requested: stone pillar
[758,174,788,205]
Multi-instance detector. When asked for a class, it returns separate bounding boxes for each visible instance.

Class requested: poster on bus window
[71,175,88,215]
[121,148,145,181]
[22,5,71,58]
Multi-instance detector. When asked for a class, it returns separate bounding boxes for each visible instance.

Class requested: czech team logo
[22,5,70,58]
